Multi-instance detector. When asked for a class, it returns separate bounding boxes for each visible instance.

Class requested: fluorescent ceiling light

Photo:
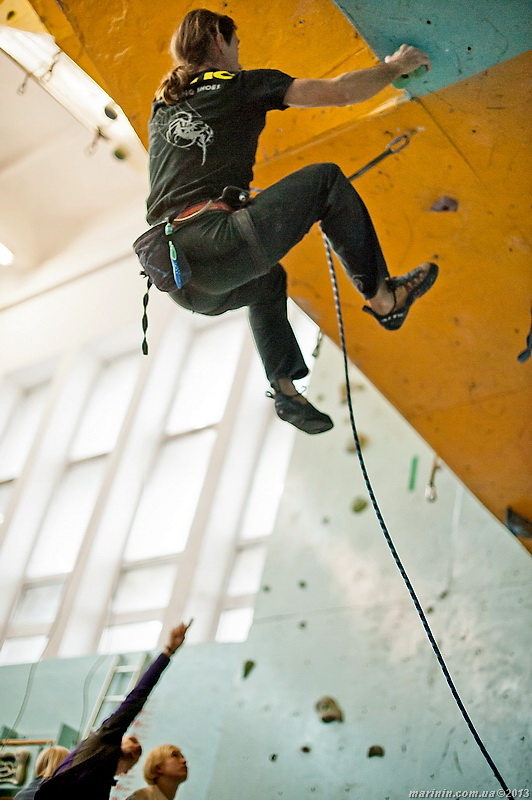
[0,25,146,171]
[0,242,15,266]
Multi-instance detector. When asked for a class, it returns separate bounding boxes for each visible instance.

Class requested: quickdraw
[347,132,411,182]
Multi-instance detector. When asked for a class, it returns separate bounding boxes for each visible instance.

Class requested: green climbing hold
[351,497,368,513]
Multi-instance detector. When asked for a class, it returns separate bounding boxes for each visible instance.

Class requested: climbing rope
[320,228,511,795]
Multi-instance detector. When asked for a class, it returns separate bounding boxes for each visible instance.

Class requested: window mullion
[56,307,191,657]
[159,331,254,646]
[0,351,98,648]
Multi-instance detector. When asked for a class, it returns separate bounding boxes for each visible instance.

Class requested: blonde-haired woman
[14,745,69,800]
[126,744,188,799]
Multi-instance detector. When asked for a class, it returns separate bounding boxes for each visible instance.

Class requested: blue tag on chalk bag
[165,223,191,289]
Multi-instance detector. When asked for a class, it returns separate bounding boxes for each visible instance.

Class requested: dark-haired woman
[144,8,436,434]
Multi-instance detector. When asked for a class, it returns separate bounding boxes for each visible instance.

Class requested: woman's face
[158,748,188,783]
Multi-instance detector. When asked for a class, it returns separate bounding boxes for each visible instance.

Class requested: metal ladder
[82,653,148,738]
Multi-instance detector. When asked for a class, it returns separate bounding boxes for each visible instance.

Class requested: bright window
[0,382,49,481]
[26,457,106,578]
[240,416,295,540]
[11,581,64,626]
[112,563,177,614]
[0,635,48,665]
[99,620,163,654]
[124,429,216,561]
[166,318,243,434]
[70,351,140,460]
[0,481,13,526]
[215,608,254,643]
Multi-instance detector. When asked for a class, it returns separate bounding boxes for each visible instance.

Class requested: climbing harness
[135,137,413,355]
[135,187,257,355]
[320,140,511,792]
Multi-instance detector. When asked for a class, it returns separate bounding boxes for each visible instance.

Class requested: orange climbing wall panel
[23,0,532,527]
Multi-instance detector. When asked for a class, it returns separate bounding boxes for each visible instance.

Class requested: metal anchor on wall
[425,455,441,502]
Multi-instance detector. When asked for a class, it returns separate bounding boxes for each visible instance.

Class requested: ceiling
[0,46,148,305]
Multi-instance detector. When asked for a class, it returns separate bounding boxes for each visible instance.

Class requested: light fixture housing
[0,25,146,172]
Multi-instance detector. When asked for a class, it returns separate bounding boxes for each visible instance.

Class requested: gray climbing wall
[205,339,532,798]
[1,341,530,799]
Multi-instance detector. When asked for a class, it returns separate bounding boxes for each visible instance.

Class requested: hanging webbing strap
[140,273,152,355]
[232,206,272,277]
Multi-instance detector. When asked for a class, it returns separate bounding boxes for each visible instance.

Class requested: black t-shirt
[146,68,295,225]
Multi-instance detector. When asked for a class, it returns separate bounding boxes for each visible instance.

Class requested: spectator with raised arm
[35,622,191,800]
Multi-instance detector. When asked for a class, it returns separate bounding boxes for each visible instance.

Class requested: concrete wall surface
[0,340,530,799]
[205,339,532,798]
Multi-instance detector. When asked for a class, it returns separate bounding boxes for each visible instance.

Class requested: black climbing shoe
[268,388,334,435]
[362,262,439,331]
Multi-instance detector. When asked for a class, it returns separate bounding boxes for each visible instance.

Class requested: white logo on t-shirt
[157,103,214,165]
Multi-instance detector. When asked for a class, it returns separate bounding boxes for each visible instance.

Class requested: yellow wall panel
[24,0,532,527]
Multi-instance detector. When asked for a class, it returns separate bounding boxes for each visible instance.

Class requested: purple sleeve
[97,652,171,743]
[56,651,171,772]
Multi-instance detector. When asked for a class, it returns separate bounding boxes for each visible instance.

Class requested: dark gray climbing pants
[169,163,389,383]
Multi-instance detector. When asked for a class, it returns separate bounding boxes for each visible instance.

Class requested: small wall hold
[242,660,256,679]
[312,330,323,358]
[425,456,441,502]
[113,147,128,160]
[298,580,307,589]
[351,497,368,514]
[300,745,311,753]
[316,696,344,723]
[505,507,532,538]
[269,753,278,762]
[346,433,368,453]
[408,455,419,491]
[430,195,458,212]
[339,382,365,404]
[298,621,307,629]
[367,745,385,757]
[104,103,118,120]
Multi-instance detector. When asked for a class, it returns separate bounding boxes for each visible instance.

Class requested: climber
[139,8,436,435]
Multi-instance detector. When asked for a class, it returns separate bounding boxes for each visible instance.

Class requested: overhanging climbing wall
[10,0,532,530]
